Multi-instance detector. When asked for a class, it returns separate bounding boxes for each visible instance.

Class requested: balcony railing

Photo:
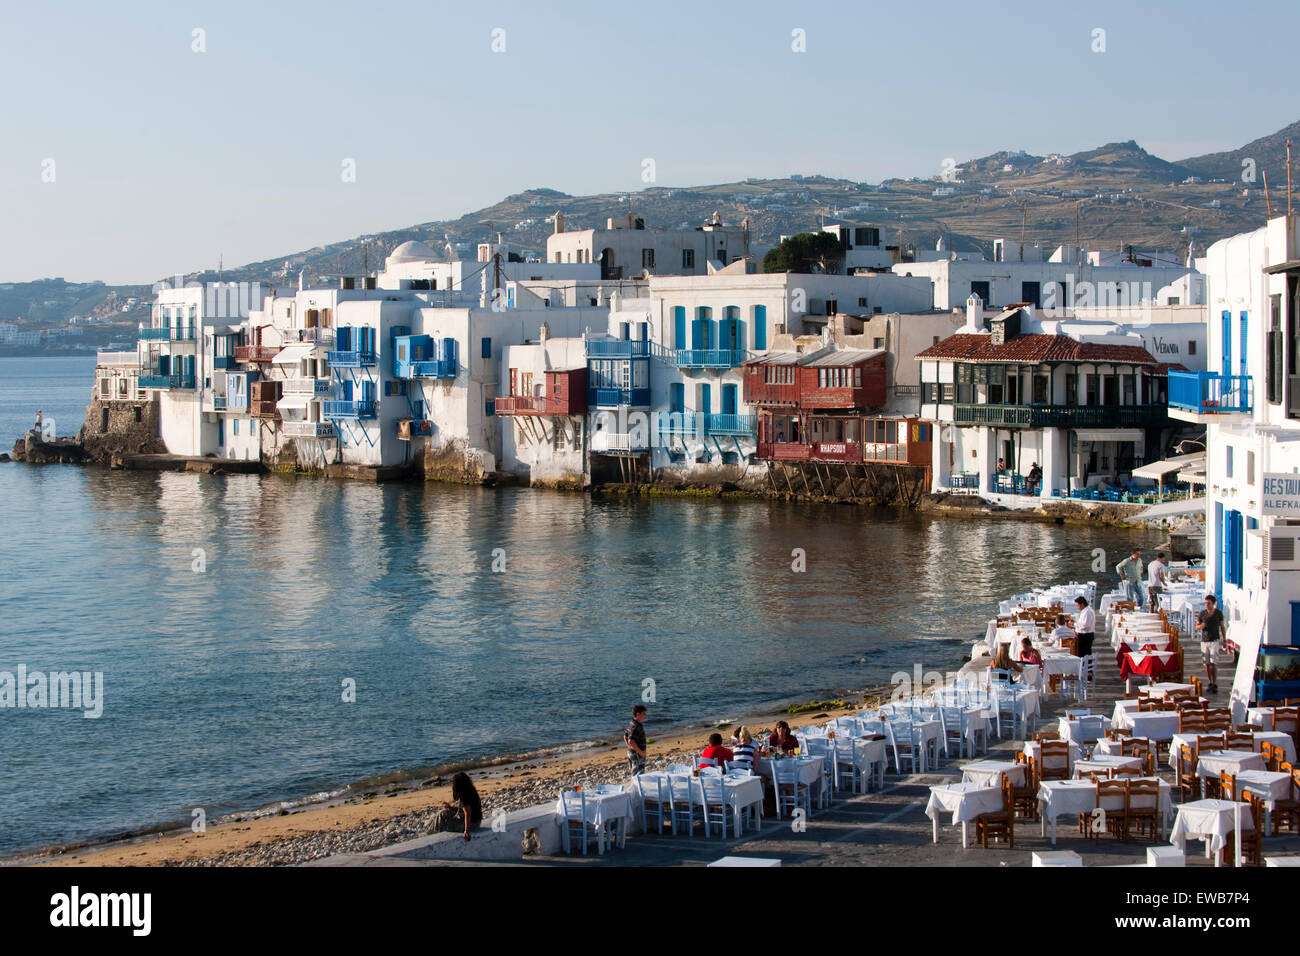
[282,420,336,439]
[282,378,332,396]
[704,413,756,436]
[589,387,651,407]
[405,358,456,379]
[285,327,335,345]
[96,351,140,366]
[586,339,652,357]
[323,400,376,419]
[591,432,647,452]
[494,395,579,415]
[1168,371,1253,415]
[675,348,750,369]
[326,349,377,367]
[952,403,1168,428]
[862,442,906,462]
[138,372,196,390]
[213,396,227,411]
[139,326,195,341]
[234,345,280,363]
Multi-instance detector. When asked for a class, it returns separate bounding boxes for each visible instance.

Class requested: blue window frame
[217,419,224,446]
[481,337,491,359]
[233,419,239,436]
[485,400,494,417]
[670,382,685,413]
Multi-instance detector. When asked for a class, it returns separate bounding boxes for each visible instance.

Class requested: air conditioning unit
[1263,526,1300,570]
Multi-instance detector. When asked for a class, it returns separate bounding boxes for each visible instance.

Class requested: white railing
[286,327,335,345]
[96,351,139,366]
[282,421,335,439]
[592,432,646,452]
[282,378,332,395]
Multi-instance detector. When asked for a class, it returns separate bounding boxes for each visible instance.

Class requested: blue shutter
[670,382,684,413]
[722,383,737,416]
[1221,310,1232,378]
[481,337,491,358]
[754,305,767,350]
[674,307,686,348]
[701,383,711,414]
[1239,311,1248,377]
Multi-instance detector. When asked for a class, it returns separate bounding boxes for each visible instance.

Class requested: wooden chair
[1272,765,1300,836]
[1274,706,1299,746]
[1124,690,1145,700]
[1225,731,1255,752]
[1090,780,1129,842]
[1011,754,1038,821]
[1039,740,1071,781]
[1112,765,1144,779]
[1189,675,1203,696]
[1127,778,1161,842]
[1035,729,1060,742]
[1196,733,1225,754]
[1180,712,1206,734]
[1223,795,1265,867]
[1219,770,1240,802]
[1106,728,1132,740]
[1138,698,1163,712]
[1177,744,1200,802]
[975,776,1015,848]
[1261,741,1284,772]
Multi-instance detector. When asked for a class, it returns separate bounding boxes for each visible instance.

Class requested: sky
[2,0,1299,284]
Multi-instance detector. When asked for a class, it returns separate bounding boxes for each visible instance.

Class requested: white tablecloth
[1111,699,1142,724]
[961,760,1026,788]
[1022,739,1082,772]
[1146,682,1193,698]
[1247,707,1275,731]
[1196,750,1266,781]
[1059,715,1110,744]
[1073,754,1146,778]
[926,782,1003,825]
[1171,799,1254,856]
[632,773,764,826]
[1171,731,1298,769]
[1094,736,1148,756]
[1042,655,1083,680]
[1235,770,1293,809]
[1039,778,1173,834]
[558,788,633,829]
[1120,712,1181,742]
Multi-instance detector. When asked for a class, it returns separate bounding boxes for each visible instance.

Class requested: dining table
[1166,731,1297,770]
[558,785,634,852]
[926,781,1003,848]
[630,771,766,835]
[1072,753,1147,778]
[1038,778,1173,844]
[1171,798,1255,866]
[961,760,1026,788]
[1116,711,1181,742]
[1195,750,1267,783]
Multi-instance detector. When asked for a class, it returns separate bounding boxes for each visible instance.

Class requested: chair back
[1196,733,1225,755]
[1040,740,1070,777]
[635,773,668,806]
[668,763,692,775]
[1225,731,1254,752]
[698,756,720,769]
[1128,778,1159,810]
[1096,779,1127,813]
[1261,741,1282,771]
[560,789,587,819]
[698,773,726,805]
[1220,770,1238,801]
[1274,706,1299,736]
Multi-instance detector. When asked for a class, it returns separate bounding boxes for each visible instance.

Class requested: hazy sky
[3,0,1298,284]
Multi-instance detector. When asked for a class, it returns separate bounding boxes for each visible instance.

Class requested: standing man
[1115,549,1145,608]
[1073,595,1096,659]
[1026,461,1043,496]
[1147,551,1168,611]
[624,704,648,776]
[1195,595,1226,694]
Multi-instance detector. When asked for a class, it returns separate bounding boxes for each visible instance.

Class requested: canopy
[1133,453,1205,480]
[1128,498,1208,522]
[276,394,311,409]
[272,345,314,365]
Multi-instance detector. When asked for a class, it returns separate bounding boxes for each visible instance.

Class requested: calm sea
[0,356,1157,855]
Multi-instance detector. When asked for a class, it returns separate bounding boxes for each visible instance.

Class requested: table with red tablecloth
[1118,648,1181,681]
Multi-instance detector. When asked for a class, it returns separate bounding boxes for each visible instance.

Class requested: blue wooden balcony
[586,339,652,357]
[405,358,457,379]
[704,413,756,436]
[213,356,238,370]
[139,326,195,341]
[588,386,651,407]
[1168,370,1253,416]
[138,372,196,390]
[323,400,376,419]
[675,348,749,369]
[326,350,376,367]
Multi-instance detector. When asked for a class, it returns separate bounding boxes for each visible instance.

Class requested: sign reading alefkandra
[1261,473,1300,514]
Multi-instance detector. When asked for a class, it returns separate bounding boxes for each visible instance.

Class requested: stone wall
[77,398,165,462]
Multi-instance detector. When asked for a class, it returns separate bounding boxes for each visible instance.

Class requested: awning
[1178,466,1207,485]
[1075,428,1144,443]
[1128,498,1208,521]
[276,394,311,409]
[273,345,314,364]
[1263,259,1300,274]
[1133,453,1205,480]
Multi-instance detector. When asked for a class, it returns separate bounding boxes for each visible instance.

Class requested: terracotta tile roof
[916,332,1159,365]
[1154,362,1190,373]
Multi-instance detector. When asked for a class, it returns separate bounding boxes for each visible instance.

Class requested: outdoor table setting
[1146,682,1195,699]
[1248,707,1275,731]
[1023,738,1081,770]
[1038,777,1173,844]
[631,771,766,836]
[804,729,889,791]
[961,759,1026,788]
[1116,710,1181,742]
[1072,753,1147,778]
[1195,749,1267,783]
[1094,735,1150,757]
[1166,732,1297,770]
[1040,652,1083,681]
[1118,647,1180,682]
[1058,713,1110,745]
[557,784,634,852]
[1171,798,1256,867]
[926,781,1004,848]
[1117,636,1173,654]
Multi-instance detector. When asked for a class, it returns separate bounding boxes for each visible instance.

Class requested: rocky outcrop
[11,431,91,464]
[421,438,499,485]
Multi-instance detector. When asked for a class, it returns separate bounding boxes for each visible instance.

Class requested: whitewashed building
[546,212,750,278]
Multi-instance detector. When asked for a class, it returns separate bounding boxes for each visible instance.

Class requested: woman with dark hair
[430,772,484,841]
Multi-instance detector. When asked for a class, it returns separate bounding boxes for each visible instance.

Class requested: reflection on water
[0,463,1157,854]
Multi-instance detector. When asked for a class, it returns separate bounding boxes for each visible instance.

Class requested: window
[1085,374,1099,405]
[682,249,694,269]
[1248,450,1256,485]
[1020,281,1040,308]
[922,382,938,404]
[859,297,868,307]
[873,337,884,349]
[1269,293,1284,404]
[233,419,239,436]
[970,281,991,304]
[1226,445,1233,479]
[854,367,861,387]
[481,337,491,359]
[1033,373,1049,405]
[941,383,955,402]
[642,248,655,269]
[933,336,940,346]
[485,400,494,417]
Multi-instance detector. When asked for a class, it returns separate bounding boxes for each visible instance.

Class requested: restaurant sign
[1261,473,1300,514]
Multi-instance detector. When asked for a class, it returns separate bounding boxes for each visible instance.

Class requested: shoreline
[7,682,903,867]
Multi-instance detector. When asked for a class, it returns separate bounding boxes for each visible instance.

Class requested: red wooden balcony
[743,364,800,406]
[494,394,584,416]
[234,344,280,363]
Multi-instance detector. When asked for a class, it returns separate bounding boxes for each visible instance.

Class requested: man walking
[1196,595,1226,694]
[624,704,648,776]
[1073,595,1096,659]
[1116,549,1145,608]
[1147,551,1168,611]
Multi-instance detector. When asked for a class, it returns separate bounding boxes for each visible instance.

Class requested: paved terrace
[310,649,1300,867]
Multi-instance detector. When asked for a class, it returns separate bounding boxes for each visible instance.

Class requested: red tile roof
[916,333,1159,365]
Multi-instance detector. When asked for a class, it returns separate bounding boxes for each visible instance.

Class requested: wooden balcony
[234,345,279,363]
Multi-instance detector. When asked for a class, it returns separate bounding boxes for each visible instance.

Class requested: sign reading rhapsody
[1262,473,1300,514]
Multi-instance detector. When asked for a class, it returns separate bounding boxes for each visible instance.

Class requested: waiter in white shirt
[1146,551,1168,611]
[1073,595,1096,658]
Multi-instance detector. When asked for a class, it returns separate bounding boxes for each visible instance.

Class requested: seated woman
[730,727,761,774]
[768,720,799,753]
[700,732,734,769]
[990,643,1023,678]
[1019,637,1043,667]
[429,771,484,842]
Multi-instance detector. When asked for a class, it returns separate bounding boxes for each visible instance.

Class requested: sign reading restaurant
[1262,472,1300,514]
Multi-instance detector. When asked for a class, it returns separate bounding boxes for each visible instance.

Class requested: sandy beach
[15,694,887,867]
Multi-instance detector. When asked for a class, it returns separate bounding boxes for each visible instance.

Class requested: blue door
[1291,602,1300,647]
[1214,502,1224,599]
[1221,310,1232,378]
[754,305,767,350]
[722,383,737,416]
[670,382,685,413]
[1239,311,1249,377]
[700,383,711,414]
[693,308,713,349]
[673,307,686,349]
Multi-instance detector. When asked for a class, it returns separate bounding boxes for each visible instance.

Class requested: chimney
[554,212,565,234]
[539,322,550,345]
[966,293,983,331]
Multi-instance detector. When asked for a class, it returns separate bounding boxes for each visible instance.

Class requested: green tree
[763,232,845,274]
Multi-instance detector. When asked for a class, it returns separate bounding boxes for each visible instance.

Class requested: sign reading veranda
[1262,473,1300,514]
